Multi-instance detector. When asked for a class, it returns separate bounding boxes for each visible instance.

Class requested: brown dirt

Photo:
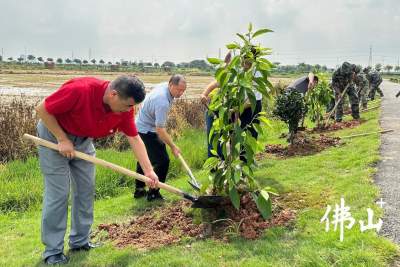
[215,193,296,240]
[94,195,295,249]
[96,201,204,250]
[310,119,365,133]
[259,133,341,158]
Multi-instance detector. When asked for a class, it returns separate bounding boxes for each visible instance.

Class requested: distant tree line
[1,54,399,74]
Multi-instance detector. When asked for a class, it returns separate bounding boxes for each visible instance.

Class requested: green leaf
[242,165,251,177]
[263,186,279,196]
[252,28,273,38]
[257,86,269,98]
[226,43,240,49]
[258,61,271,71]
[236,33,247,43]
[203,157,219,169]
[228,55,240,68]
[222,142,228,160]
[244,143,254,160]
[258,116,272,128]
[248,23,253,32]
[208,125,215,143]
[254,123,264,136]
[248,91,257,113]
[260,190,270,201]
[199,179,210,193]
[246,133,258,152]
[264,79,275,91]
[207,57,222,65]
[239,79,252,89]
[215,68,226,80]
[229,187,240,210]
[256,191,272,219]
[233,168,241,184]
[219,72,231,89]
[225,168,233,187]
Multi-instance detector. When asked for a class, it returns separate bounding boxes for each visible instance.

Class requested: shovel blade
[191,195,226,209]
[188,180,201,191]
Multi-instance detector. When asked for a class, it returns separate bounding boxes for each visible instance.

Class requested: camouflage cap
[354,65,362,73]
[340,62,353,75]
[363,66,371,73]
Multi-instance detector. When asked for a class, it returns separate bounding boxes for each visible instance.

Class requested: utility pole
[72,50,74,60]
[88,48,91,61]
[368,45,372,67]
[218,48,221,59]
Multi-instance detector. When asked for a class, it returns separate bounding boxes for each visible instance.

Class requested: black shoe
[134,188,147,199]
[44,253,69,265]
[147,190,164,201]
[70,242,102,252]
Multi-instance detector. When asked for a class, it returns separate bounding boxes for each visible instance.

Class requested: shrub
[305,73,334,128]
[0,96,40,162]
[273,90,306,144]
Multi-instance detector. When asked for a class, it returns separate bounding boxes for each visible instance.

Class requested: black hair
[110,75,146,104]
[169,74,186,85]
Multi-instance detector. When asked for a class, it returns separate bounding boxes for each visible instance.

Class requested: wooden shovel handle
[324,83,351,126]
[340,129,394,139]
[23,134,184,196]
[177,154,194,176]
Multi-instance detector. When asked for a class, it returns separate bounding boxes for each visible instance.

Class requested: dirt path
[374,80,400,244]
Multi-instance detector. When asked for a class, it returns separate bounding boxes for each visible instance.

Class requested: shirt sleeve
[44,79,81,115]
[117,109,138,137]
[155,103,170,128]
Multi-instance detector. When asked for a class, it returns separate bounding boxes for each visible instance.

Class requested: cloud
[0,0,399,67]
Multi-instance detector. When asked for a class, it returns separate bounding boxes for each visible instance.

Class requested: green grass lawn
[0,105,399,266]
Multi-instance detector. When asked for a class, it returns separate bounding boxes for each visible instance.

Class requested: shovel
[23,134,224,209]
[177,154,201,191]
[324,83,351,127]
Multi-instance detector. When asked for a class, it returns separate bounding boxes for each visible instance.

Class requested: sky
[0,0,399,68]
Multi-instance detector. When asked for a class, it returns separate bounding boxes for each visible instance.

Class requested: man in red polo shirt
[35,75,159,265]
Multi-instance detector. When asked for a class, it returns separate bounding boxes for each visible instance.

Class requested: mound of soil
[94,195,295,249]
[216,193,295,240]
[310,119,364,133]
[261,133,340,158]
[96,202,204,250]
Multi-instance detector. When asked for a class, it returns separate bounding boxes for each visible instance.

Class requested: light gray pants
[37,120,95,259]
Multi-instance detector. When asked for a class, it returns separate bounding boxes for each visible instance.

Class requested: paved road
[375,80,400,244]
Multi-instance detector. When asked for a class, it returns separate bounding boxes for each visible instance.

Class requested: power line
[368,45,372,67]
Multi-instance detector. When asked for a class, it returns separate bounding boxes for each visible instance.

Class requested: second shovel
[177,154,201,191]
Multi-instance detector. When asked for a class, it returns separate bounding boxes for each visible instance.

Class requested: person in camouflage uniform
[331,62,360,122]
[355,66,369,109]
[365,68,383,100]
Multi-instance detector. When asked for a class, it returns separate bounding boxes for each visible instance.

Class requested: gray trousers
[37,121,95,259]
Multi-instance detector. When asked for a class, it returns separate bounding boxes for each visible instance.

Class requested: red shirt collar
[96,80,112,113]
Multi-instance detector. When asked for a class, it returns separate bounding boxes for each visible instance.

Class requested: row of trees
[374,63,400,72]
[1,54,400,73]
[0,55,214,71]
[273,62,331,73]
